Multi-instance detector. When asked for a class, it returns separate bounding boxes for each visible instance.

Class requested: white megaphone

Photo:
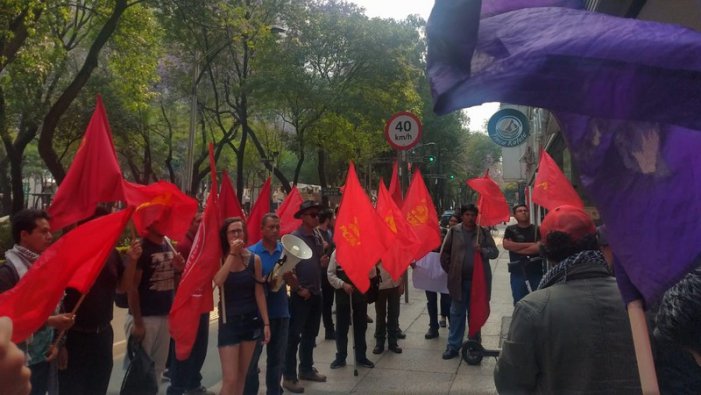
[268,234,313,292]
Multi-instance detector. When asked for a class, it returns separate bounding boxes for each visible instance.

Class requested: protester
[283,201,326,393]
[0,209,74,395]
[653,269,701,393]
[0,316,32,395]
[440,204,498,360]
[245,213,297,395]
[58,207,141,395]
[425,214,458,340]
[327,251,374,369]
[494,205,640,393]
[214,217,270,395]
[502,204,542,304]
[124,220,185,387]
[372,263,403,355]
[318,209,336,340]
[167,213,215,395]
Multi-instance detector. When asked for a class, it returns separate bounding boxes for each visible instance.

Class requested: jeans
[285,293,322,380]
[510,271,544,305]
[244,317,289,395]
[335,291,368,361]
[426,291,451,330]
[59,326,114,395]
[374,287,400,346]
[167,313,210,395]
[447,279,481,352]
[321,274,335,333]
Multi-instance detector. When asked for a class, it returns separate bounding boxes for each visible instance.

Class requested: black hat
[294,200,322,219]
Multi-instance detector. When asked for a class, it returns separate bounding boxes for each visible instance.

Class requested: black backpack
[121,337,158,395]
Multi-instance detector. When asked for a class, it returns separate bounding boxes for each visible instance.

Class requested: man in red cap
[494,205,641,394]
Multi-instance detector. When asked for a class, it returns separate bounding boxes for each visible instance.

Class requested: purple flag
[427,0,701,306]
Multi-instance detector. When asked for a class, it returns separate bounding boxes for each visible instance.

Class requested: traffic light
[427,155,436,164]
[449,175,455,180]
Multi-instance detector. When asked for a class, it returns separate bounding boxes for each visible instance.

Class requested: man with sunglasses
[283,201,327,393]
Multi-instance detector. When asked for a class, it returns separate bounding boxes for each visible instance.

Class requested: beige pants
[124,314,171,384]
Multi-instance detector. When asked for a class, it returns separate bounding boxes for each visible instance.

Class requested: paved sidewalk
[109,224,516,394]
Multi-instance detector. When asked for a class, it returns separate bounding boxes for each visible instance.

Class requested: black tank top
[222,254,257,317]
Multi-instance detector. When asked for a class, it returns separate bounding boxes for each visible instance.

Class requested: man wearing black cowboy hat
[283,201,327,393]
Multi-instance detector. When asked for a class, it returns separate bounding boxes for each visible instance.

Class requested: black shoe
[330,359,346,369]
[357,358,375,368]
[366,315,374,323]
[325,330,336,340]
[372,344,384,354]
[397,330,407,339]
[442,348,459,360]
[425,328,439,339]
[388,344,403,354]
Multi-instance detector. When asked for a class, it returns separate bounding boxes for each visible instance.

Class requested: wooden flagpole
[627,300,660,394]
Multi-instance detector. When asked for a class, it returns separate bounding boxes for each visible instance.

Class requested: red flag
[0,208,132,342]
[388,161,403,207]
[466,170,510,226]
[246,177,271,246]
[335,162,395,292]
[402,169,441,260]
[48,96,125,230]
[219,170,245,220]
[169,145,221,360]
[276,186,303,236]
[468,250,490,338]
[123,180,198,242]
[376,181,420,281]
[532,150,584,210]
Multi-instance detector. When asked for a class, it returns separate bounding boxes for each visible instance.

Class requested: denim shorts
[218,313,262,347]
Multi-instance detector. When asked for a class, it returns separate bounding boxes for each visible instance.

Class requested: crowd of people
[1,200,701,394]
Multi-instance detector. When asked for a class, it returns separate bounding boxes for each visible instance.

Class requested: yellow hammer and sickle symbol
[407,199,429,226]
[537,181,549,190]
[340,217,361,247]
[384,215,398,233]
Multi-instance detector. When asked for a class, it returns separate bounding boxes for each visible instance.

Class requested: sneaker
[357,358,375,368]
[397,330,407,339]
[439,318,447,328]
[425,328,439,339]
[299,368,327,382]
[185,386,215,395]
[372,344,384,354]
[283,379,305,393]
[442,348,459,360]
[388,344,403,354]
[330,359,346,369]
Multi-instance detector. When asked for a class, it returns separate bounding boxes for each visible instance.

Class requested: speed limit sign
[384,112,422,150]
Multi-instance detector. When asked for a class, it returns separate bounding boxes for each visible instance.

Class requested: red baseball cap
[540,205,596,245]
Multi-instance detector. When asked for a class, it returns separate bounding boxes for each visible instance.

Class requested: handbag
[121,337,158,395]
[364,266,382,304]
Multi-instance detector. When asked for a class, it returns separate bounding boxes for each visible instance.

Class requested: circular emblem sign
[384,112,422,150]
[487,109,530,147]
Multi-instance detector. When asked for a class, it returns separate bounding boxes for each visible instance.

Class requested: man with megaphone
[283,201,328,393]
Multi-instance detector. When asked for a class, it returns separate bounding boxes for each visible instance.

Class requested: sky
[349,0,500,130]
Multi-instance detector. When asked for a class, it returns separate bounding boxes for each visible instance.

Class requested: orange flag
[0,208,133,342]
[276,186,303,235]
[376,181,421,281]
[48,96,125,230]
[246,177,271,246]
[468,251,490,338]
[123,180,198,242]
[532,150,584,210]
[170,144,222,360]
[466,170,510,226]
[402,169,441,260]
[335,162,395,292]
[219,170,245,220]
[388,161,403,207]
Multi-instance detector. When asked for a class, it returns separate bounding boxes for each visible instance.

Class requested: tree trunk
[38,0,129,184]
[244,124,291,193]
[0,157,10,215]
[0,3,45,74]
[317,148,329,207]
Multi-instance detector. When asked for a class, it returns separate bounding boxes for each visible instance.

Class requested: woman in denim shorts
[214,217,270,395]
